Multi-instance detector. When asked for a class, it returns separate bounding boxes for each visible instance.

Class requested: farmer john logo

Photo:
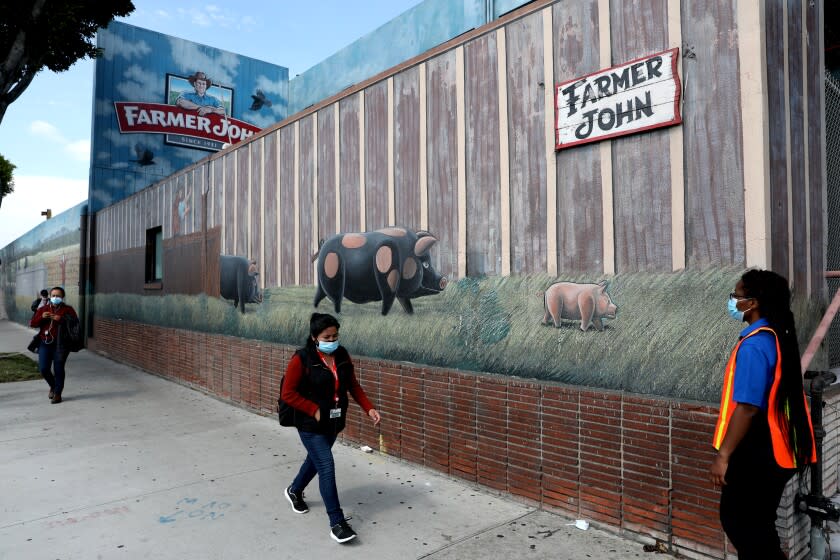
[114,71,261,152]
[555,48,681,150]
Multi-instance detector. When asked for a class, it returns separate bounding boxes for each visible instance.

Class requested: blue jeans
[291,431,344,526]
[38,342,66,395]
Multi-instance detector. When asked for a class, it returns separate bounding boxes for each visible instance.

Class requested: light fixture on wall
[41,209,52,220]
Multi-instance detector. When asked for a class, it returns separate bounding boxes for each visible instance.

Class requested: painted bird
[249,89,273,111]
[131,144,155,166]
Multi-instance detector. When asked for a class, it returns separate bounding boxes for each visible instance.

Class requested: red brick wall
[89,317,823,559]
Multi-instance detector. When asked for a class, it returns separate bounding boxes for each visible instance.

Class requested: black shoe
[330,519,357,543]
[285,486,309,514]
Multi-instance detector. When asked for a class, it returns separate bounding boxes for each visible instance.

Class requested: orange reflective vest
[713,326,817,468]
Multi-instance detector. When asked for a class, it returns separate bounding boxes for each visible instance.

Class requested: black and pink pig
[541,280,617,331]
[313,227,447,316]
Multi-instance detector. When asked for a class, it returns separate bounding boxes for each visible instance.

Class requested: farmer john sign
[555,48,681,150]
[114,71,262,152]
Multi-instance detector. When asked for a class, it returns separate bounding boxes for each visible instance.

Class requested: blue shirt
[732,318,777,410]
[177,91,222,108]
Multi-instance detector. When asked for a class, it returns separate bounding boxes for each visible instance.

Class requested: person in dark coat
[30,289,49,313]
[280,313,381,544]
[29,286,78,404]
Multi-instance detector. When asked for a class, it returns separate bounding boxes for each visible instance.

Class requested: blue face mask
[317,340,339,354]
[727,297,744,322]
[50,296,63,305]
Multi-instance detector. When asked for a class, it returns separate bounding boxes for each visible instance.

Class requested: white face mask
[50,296,63,306]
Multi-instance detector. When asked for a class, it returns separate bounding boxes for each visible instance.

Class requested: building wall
[95,0,790,285]
[88,316,840,559]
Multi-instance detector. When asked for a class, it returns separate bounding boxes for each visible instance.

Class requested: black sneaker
[330,519,357,543]
[285,486,309,514]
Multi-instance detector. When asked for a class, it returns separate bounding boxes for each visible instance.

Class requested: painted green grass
[0,353,41,383]
[93,268,828,403]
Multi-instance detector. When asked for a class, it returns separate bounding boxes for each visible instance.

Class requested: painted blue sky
[0,0,420,247]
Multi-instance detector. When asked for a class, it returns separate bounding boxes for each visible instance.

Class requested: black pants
[719,424,795,559]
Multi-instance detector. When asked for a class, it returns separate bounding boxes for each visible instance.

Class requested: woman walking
[281,313,381,544]
[710,269,816,559]
[29,286,78,404]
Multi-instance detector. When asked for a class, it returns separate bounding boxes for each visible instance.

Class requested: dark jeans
[291,431,343,526]
[38,341,67,395]
[719,425,795,559]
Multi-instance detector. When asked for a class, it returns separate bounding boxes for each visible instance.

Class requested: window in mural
[145,227,163,283]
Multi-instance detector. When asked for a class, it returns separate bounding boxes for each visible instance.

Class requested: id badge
[329,408,342,419]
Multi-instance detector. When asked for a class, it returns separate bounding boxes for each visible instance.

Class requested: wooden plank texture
[464,32,502,276]
[610,0,672,272]
[787,0,807,290]
[682,0,745,267]
[250,139,263,268]
[426,50,460,278]
[298,117,315,285]
[236,148,249,257]
[766,0,788,274]
[365,82,389,230]
[340,95,362,232]
[806,0,824,294]
[317,106,337,242]
[263,133,278,287]
[552,0,604,274]
[395,66,422,230]
[224,154,235,254]
[279,126,296,286]
[506,12,548,274]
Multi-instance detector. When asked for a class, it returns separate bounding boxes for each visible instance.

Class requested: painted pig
[220,255,262,313]
[314,227,447,315]
[542,280,617,331]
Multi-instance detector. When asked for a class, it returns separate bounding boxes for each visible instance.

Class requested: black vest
[293,346,354,435]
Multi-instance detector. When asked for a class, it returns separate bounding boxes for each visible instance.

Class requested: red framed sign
[555,47,682,150]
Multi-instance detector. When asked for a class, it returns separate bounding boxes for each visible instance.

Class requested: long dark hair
[741,269,813,466]
[305,312,340,350]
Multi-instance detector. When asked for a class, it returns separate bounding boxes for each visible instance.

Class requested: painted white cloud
[167,37,240,87]
[115,64,163,101]
[99,29,152,61]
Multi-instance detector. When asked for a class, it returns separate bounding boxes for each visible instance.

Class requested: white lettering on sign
[114,102,261,147]
[555,48,681,150]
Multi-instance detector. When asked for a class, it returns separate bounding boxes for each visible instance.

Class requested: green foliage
[0,152,14,206]
[0,353,40,382]
[0,0,135,123]
[91,269,831,403]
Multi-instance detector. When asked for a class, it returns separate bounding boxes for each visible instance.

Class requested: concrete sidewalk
[0,319,658,559]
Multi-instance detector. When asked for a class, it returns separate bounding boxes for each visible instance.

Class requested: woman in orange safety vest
[710,269,816,559]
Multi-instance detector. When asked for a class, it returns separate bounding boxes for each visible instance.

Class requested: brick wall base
[89,318,835,559]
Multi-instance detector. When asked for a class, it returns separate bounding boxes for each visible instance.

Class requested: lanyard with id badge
[321,351,342,420]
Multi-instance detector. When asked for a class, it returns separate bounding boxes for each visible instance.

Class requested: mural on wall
[171,182,193,236]
[220,255,262,313]
[541,280,617,331]
[313,228,447,316]
[0,204,84,324]
[83,1,829,406]
[91,22,289,212]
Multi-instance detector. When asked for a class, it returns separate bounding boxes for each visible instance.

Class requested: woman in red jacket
[29,286,78,404]
[281,313,381,544]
